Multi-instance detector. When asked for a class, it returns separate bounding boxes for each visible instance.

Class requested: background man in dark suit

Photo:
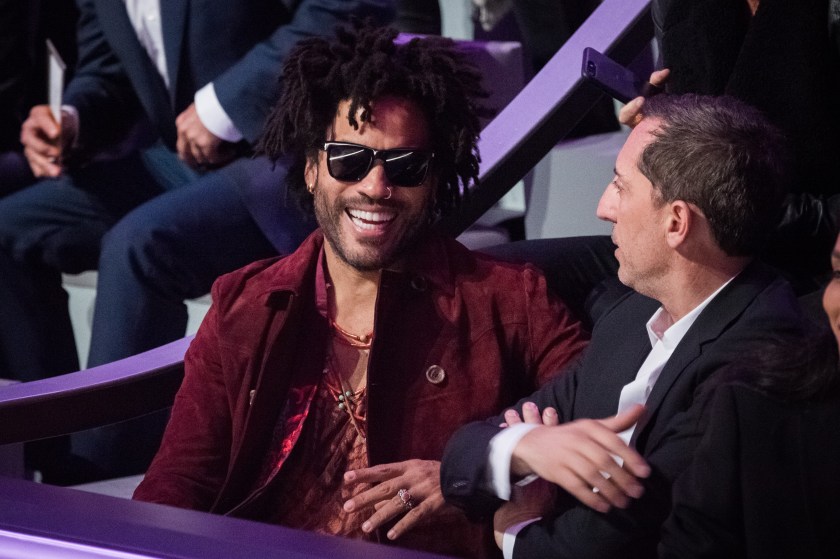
[0,0,393,481]
[441,93,810,558]
[0,0,78,194]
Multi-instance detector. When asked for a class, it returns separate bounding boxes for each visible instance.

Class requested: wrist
[510,426,544,477]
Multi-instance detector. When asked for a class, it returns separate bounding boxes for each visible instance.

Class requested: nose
[596,184,617,223]
[357,161,391,201]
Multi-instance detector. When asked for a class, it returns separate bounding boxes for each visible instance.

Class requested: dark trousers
[0,151,35,196]
[0,144,312,480]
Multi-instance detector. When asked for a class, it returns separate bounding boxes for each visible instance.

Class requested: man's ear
[304,157,318,193]
[665,200,692,248]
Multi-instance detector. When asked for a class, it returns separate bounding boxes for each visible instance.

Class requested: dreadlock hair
[257,21,488,216]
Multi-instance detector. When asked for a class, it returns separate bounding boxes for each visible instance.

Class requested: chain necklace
[323,321,370,441]
[329,317,373,349]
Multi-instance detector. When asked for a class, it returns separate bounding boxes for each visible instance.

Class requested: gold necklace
[329,317,373,349]
[323,351,367,440]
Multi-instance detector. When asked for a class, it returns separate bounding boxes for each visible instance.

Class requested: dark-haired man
[440,94,811,558]
[0,0,394,483]
[134,25,587,558]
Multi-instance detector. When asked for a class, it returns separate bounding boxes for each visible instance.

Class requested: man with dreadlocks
[133,24,587,557]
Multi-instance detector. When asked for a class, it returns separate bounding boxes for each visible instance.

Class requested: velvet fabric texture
[134,230,588,558]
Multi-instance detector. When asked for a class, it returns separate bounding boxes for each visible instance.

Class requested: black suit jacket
[441,261,809,558]
[659,383,840,559]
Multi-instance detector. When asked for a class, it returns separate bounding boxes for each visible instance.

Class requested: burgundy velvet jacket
[134,230,587,557]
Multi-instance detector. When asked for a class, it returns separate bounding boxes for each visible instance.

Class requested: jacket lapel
[212,234,326,513]
[93,0,176,145]
[632,261,770,442]
[159,0,187,106]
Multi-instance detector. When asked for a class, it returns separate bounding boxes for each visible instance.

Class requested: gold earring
[307,183,314,194]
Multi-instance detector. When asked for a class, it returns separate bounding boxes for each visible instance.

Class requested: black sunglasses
[321,142,434,187]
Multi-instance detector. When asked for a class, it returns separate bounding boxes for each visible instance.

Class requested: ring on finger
[397,488,414,510]
[592,470,611,493]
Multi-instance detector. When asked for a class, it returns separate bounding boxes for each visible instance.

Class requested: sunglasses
[321,142,434,187]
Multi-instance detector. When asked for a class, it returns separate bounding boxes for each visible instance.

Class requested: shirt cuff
[488,423,539,500]
[194,83,243,142]
[502,517,540,559]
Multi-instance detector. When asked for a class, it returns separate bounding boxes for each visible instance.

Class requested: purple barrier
[439,0,653,235]
[0,477,451,559]
[0,337,191,444]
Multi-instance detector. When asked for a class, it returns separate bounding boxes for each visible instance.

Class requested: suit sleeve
[442,350,692,559]
[441,357,583,520]
[211,0,395,143]
[658,386,744,558]
[507,401,701,559]
[133,278,234,510]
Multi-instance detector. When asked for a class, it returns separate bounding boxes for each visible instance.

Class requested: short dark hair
[258,22,487,217]
[639,94,789,257]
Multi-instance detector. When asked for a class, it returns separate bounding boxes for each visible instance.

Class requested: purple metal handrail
[0,337,190,444]
[439,0,653,235]
[0,476,451,558]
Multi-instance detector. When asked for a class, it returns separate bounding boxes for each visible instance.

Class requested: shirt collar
[646,274,738,350]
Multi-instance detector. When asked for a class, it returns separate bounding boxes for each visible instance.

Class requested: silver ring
[397,488,414,510]
[384,186,392,200]
[592,470,611,493]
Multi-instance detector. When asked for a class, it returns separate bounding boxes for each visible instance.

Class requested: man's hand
[493,401,560,548]
[343,459,458,540]
[175,103,235,169]
[20,105,68,177]
[494,478,556,549]
[511,404,651,513]
[618,68,670,127]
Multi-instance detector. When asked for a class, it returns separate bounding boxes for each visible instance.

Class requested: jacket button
[410,276,428,291]
[425,365,446,384]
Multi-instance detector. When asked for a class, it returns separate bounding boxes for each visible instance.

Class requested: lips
[346,208,396,230]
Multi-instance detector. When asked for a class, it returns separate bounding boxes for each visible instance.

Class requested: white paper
[47,39,66,124]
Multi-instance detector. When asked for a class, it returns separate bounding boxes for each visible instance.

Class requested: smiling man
[440,94,812,558]
[132,24,588,558]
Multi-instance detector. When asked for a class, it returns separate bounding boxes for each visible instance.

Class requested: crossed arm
[340,402,650,544]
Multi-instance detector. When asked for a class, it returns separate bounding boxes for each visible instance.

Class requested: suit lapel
[632,262,769,442]
[160,0,187,106]
[213,246,324,514]
[574,294,657,421]
[93,0,176,145]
